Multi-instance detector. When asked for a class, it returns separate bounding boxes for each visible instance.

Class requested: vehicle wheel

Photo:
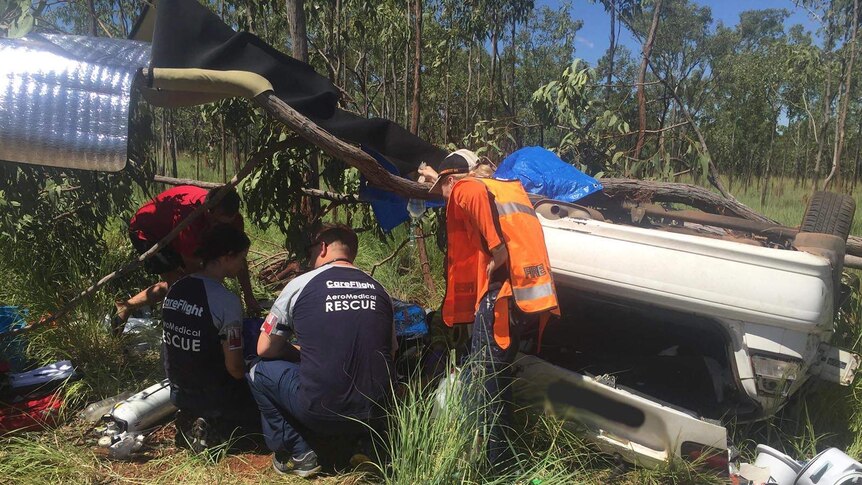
[800,191,856,241]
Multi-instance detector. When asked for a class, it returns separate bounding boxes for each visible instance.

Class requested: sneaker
[189,417,209,454]
[272,450,321,479]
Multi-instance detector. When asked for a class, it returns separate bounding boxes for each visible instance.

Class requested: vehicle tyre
[800,191,856,241]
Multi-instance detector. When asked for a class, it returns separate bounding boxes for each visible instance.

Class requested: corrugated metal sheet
[0,34,150,172]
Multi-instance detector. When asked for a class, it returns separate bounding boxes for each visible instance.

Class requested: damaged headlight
[751,355,802,397]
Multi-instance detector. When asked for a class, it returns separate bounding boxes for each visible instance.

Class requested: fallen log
[848,238,862,260]
[598,178,861,259]
[599,178,772,223]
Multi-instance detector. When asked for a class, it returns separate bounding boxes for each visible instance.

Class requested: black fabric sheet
[149,0,446,175]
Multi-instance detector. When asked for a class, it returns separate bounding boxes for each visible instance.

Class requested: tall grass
[378,357,599,484]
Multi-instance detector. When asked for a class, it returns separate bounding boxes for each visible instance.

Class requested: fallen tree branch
[153,174,365,204]
[848,238,862,260]
[370,239,411,277]
[599,178,771,222]
[254,92,433,199]
[598,178,862,259]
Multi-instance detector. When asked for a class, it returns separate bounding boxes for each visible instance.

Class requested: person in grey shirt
[162,224,257,451]
[249,224,395,478]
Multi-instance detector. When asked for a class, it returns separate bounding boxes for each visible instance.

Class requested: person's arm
[222,339,245,380]
[257,325,301,361]
[486,244,509,278]
[215,292,245,379]
[453,180,507,275]
[237,261,262,315]
[257,278,302,361]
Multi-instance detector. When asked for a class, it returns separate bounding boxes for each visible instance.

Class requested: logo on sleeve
[227,327,242,350]
[262,313,279,335]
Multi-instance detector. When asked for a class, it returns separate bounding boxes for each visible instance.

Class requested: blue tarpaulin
[495,146,602,203]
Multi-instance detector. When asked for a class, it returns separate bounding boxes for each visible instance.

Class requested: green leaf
[697,153,710,181]
[7,9,32,39]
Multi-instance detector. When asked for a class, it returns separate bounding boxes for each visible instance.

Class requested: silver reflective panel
[0,34,151,172]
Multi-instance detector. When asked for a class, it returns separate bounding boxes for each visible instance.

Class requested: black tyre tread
[800,191,856,241]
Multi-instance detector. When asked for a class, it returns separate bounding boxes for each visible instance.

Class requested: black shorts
[130,232,184,275]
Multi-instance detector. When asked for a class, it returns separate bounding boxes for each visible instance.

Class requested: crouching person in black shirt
[250,224,396,478]
[162,224,259,452]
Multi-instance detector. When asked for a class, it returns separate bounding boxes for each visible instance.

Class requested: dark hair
[196,224,250,265]
[206,186,241,215]
[313,223,359,260]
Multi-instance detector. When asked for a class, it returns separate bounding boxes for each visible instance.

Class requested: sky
[537,0,824,65]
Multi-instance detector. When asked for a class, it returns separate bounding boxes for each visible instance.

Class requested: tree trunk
[410,0,422,134]
[169,110,179,178]
[490,12,499,116]
[813,5,837,187]
[87,0,98,36]
[220,114,227,183]
[853,115,862,188]
[763,113,779,207]
[510,16,517,116]
[444,40,451,142]
[634,0,663,160]
[651,64,735,201]
[465,42,472,133]
[117,0,129,37]
[824,0,859,189]
[407,0,434,293]
[606,0,616,99]
[286,0,308,62]
[160,110,167,175]
[404,8,410,128]
[382,42,388,119]
[287,0,319,218]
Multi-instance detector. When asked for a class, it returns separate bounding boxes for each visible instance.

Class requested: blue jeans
[248,359,367,456]
[465,286,527,467]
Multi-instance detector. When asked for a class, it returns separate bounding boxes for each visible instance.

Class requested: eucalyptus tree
[704,10,790,194]
[592,0,640,98]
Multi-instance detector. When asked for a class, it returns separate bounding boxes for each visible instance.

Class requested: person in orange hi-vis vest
[428,149,559,469]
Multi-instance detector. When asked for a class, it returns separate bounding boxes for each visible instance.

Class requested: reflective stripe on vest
[512,281,555,302]
[495,201,536,217]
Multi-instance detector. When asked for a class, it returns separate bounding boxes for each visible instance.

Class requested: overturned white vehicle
[514,192,859,468]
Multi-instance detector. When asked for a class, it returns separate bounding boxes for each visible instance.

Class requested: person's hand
[417,163,438,184]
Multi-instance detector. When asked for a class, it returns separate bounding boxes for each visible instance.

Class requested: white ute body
[514,200,857,468]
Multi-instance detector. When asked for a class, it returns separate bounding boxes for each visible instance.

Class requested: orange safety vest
[442,177,560,349]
